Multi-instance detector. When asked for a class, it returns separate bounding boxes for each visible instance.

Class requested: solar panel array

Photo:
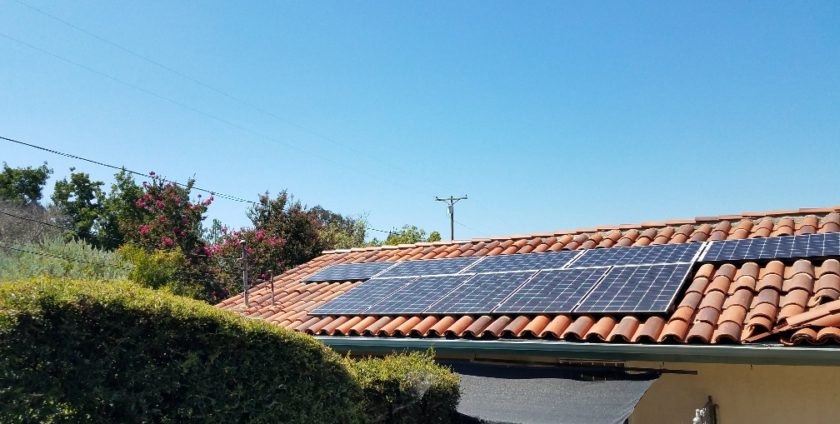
[310,277,415,314]
[495,267,610,314]
[378,256,480,278]
[702,233,840,263]
[570,242,701,268]
[575,264,693,313]
[425,272,536,314]
[303,261,395,282]
[366,275,472,314]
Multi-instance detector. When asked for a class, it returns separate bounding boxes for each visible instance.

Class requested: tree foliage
[0,162,51,206]
[370,225,442,246]
[51,168,105,247]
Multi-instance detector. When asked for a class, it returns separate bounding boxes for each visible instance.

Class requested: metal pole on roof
[240,240,249,307]
[269,270,275,305]
[435,195,468,240]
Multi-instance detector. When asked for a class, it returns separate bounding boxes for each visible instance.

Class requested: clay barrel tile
[695,307,721,324]
[756,273,784,292]
[320,316,350,335]
[348,316,379,335]
[712,321,742,344]
[652,227,673,245]
[394,316,424,336]
[722,289,753,310]
[608,317,640,342]
[760,261,786,279]
[796,215,819,235]
[446,316,476,337]
[305,316,334,335]
[409,316,439,337]
[585,316,617,341]
[753,288,781,308]
[336,316,364,335]
[771,217,795,236]
[678,291,704,309]
[659,319,690,342]
[364,316,394,336]
[781,289,810,308]
[686,321,715,343]
[698,291,726,311]
[709,221,731,241]
[783,273,815,293]
[685,277,711,295]
[464,315,494,337]
[522,315,552,338]
[817,327,840,344]
[561,316,595,340]
[481,316,512,337]
[502,316,532,337]
[818,259,840,278]
[632,316,666,343]
[379,316,408,336]
[779,304,806,321]
[427,316,457,336]
[819,213,840,233]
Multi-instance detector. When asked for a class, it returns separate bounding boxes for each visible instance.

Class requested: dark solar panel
[468,250,579,274]
[494,267,610,314]
[310,277,415,315]
[701,233,840,263]
[569,243,701,268]
[425,272,536,314]
[574,264,692,313]
[378,256,480,278]
[303,261,395,282]
[365,275,472,315]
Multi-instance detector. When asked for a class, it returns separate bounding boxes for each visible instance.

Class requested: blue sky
[1,1,838,241]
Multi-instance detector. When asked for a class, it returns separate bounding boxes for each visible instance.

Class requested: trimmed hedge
[350,352,461,423]
[0,278,363,423]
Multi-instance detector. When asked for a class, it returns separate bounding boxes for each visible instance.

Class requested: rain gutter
[316,336,840,366]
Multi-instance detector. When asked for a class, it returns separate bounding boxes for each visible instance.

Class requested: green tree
[98,170,145,250]
[0,162,52,206]
[371,225,442,246]
[311,206,368,249]
[51,169,105,247]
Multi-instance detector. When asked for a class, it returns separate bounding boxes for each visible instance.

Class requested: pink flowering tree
[122,173,224,302]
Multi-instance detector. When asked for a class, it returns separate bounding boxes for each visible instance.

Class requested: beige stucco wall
[628,361,840,424]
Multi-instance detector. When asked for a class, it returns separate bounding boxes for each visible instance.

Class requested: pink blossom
[155,200,165,209]
[161,236,174,248]
[255,229,266,242]
[135,199,146,208]
[138,224,150,235]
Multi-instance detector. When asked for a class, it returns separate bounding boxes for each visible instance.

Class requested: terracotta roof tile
[218,207,840,346]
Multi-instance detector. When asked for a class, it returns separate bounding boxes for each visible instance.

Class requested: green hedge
[0,278,461,423]
[0,278,363,423]
[350,352,461,424]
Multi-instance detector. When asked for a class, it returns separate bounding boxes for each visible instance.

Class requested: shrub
[117,244,204,299]
[349,351,461,423]
[0,278,364,423]
[0,237,129,281]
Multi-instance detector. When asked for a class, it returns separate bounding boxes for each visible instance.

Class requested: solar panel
[378,256,480,278]
[468,250,579,274]
[303,261,395,282]
[365,275,472,315]
[574,263,692,313]
[310,277,416,315]
[425,272,536,314]
[494,267,610,314]
[569,243,701,268]
[701,233,840,263]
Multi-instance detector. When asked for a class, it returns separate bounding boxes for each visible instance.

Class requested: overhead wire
[0,135,392,234]
[11,0,428,185]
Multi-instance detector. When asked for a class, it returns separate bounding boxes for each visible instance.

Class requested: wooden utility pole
[435,195,468,241]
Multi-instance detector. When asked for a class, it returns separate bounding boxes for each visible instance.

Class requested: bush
[0,278,364,423]
[0,237,129,281]
[117,244,205,300]
[349,352,461,423]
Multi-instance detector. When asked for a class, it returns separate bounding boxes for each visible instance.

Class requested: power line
[0,135,391,234]
[0,30,438,201]
[12,0,425,185]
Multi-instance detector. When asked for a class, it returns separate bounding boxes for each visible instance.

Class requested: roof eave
[316,336,840,366]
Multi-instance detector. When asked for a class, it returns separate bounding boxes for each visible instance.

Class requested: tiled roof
[218,206,840,346]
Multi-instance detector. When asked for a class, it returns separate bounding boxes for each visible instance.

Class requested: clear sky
[1,1,839,241]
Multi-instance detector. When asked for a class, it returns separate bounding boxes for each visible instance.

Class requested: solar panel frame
[701,233,840,263]
[365,275,473,315]
[424,271,537,315]
[494,267,610,314]
[377,256,481,278]
[569,242,702,269]
[573,263,693,314]
[303,261,396,282]
[466,250,580,274]
[309,277,416,315]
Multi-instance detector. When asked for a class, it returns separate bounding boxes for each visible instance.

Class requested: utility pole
[435,195,468,241]
[240,239,249,307]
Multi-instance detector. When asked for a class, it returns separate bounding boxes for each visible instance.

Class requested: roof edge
[320,205,840,254]
[317,336,840,366]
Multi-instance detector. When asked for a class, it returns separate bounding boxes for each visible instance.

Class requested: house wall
[628,361,840,424]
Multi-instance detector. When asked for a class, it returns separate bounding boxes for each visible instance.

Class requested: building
[219,206,840,423]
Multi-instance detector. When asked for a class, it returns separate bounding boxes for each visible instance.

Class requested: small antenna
[435,195,468,240]
[240,239,249,307]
